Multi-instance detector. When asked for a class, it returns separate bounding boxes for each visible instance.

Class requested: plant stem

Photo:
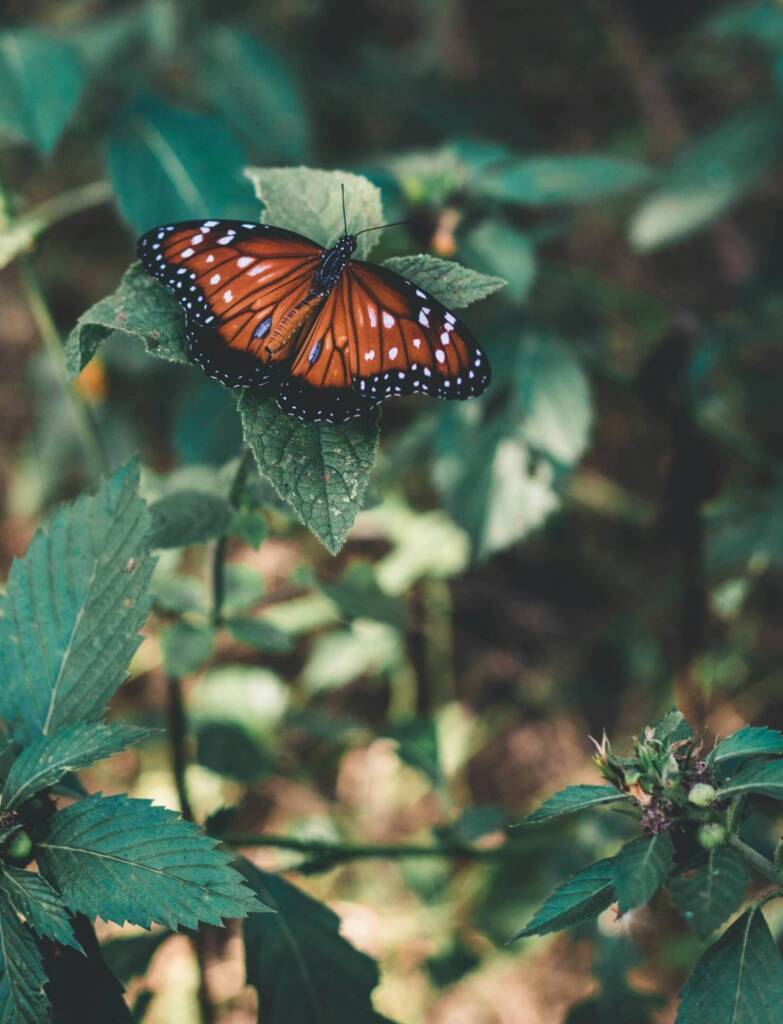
[164,675,194,822]
[223,833,527,862]
[729,835,783,887]
[211,448,255,626]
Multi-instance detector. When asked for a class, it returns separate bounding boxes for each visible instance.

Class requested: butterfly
[136,204,491,424]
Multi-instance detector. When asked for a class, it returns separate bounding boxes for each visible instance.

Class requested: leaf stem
[211,448,255,626]
[164,675,194,823]
[223,833,527,862]
[729,835,783,887]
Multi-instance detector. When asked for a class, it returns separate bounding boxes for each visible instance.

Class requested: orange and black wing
[137,219,322,390]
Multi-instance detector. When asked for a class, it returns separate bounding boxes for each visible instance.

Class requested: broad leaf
[44,916,133,1024]
[1,723,150,810]
[0,892,49,1024]
[36,793,263,930]
[0,29,85,154]
[676,907,783,1024]
[472,154,652,206]
[517,785,627,825]
[160,622,215,677]
[513,858,615,939]
[720,759,783,799]
[669,847,748,939]
[245,166,383,258]
[0,462,155,744]
[382,255,506,308]
[710,726,783,766]
[613,834,673,913]
[227,617,293,653]
[239,393,379,554]
[107,95,255,234]
[460,219,535,304]
[148,490,234,548]
[0,867,81,952]
[240,858,392,1023]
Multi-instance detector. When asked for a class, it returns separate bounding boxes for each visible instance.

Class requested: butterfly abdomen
[262,295,322,359]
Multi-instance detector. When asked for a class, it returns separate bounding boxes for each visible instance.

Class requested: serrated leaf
[239,393,379,553]
[65,262,186,379]
[381,255,505,308]
[460,219,535,304]
[613,834,673,913]
[0,892,49,1024]
[720,759,783,799]
[107,95,255,234]
[149,490,234,549]
[0,29,85,154]
[472,154,652,206]
[711,726,783,766]
[516,785,627,825]
[676,907,783,1024]
[226,617,293,653]
[0,867,81,952]
[245,166,383,258]
[0,462,155,745]
[36,793,264,930]
[240,858,392,1024]
[1,723,151,811]
[513,858,615,939]
[669,847,748,939]
[161,621,215,677]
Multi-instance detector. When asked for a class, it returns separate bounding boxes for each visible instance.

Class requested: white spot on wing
[190,234,203,244]
[368,305,377,327]
[418,310,429,326]
[440,331,450,345]
[206,254,215,263]
[436,349,446,364]
[181,247,194,258]
[217,236,232,245]
[388,346,398,360]
[223,289,234,303]
[382,311,394,328]
[445,312,456,325]
[364,350,375,361]
[413,338,422,349]
[210,274,221,285]
[237,256,253,268]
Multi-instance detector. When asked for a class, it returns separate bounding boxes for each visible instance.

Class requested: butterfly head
[335,233,358,256]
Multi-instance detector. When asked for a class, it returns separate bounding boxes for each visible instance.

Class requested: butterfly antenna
[354,220,409,237]
[341,184,348,236]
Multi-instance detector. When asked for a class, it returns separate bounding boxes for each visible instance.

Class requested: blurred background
[2,0,783,1021]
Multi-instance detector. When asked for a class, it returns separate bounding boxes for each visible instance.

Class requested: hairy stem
[211,448,255,626]
[729,835,783,887]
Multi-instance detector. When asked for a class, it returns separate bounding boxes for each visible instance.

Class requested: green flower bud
[698,823,726,850]
[688,784,717,807]
[4,830,33,865]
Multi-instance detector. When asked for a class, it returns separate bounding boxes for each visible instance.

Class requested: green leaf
[44,917,133,1024]
[676,907,783,1024]
[629,105,783,251]
[245,166,383,258]
[107,95,255,234]
[321,562,407,629]
[0,867,81,952]
[0,892,49,1024]
[226,617,293,653]
[65,262,185,380]
[161,621,215,677]
[0,29,85,154]
[513,858,615,939]
[1,723,150,811]
[472,154,652,206]
[240,858,392,1023]
[613,834,674,913]
[197,27,310,162]
[239,393,380,554]
[149,490,235,549]
[0,462,155,744]
[720,759,783,800]
[388,718,442,789]
[381,255,506,308]
[711,726,783,766]
[36,793,263,930]
[460,219,536,304]
[517,785,628,825]
[232,508,268,549]
[669,847,748,939]
[302,621,401,692]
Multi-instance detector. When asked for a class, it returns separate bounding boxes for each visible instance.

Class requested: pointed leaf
[472,154,652,206]
[676,907,783,1024]
[381,255,505,308]
[710,726,783,766]
[0,867,81,952]
[669,847,748,939]
[36,794,263,930]
[0,462,155,744]
[226,617,293,653]
[516,785,628,825]
[160,621,215,677]
[513,858,615,939]
[1,723,151,811]
[148,491,234,549]
[0,892,49,1024]
[720,760,783,800]
[613,834,674,913]
[240,858,392,1023]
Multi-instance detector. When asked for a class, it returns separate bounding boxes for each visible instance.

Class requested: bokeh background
[3,0,783,1021]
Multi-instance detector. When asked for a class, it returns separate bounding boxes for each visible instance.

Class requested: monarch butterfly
[137,195,491,424]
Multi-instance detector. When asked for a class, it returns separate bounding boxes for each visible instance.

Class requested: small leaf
[613,834,674,913]
[0,891,49,1024]
[149,490,235,549]
[516,785,628,825]
[0,867,82,952]
[245,166,383,258]
[321,563,407,629]
[676,906,783,1024]
[36,793,264,930]
[161,621,215,677]
[472,154,652,206]
[382,254,506,308]
[389,718,442,789]
[239,393,379,554]
[0,461,155,744]
[460,219,535,304]
[240,858,392,1024]
[720,760,783,800]
[710,726,783,766]
[232,507,268,549]
[1,723,151,810]
[0,29,85,154]
[669,847,748,939]
[513,858,615,939]
[227,617,293,653]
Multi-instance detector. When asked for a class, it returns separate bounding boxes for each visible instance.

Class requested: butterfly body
[137,218,491,423]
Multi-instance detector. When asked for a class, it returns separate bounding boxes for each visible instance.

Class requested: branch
[211,448,256,627]
[224,832,525,862]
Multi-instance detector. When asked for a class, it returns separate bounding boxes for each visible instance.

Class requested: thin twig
[211,448,255,626]
[223,832,526,862]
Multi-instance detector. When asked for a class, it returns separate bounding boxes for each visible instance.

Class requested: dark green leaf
[0,867,81,952]
[226,617,293,653]
[720,760,783,799]
[240,858,392,1023]
[232,508,268,549]
[0,892,49,1024]
[513,858,615,939]
[44,916,133,1024]
[460,219,535,304]
[517,785,627,825]
[36,793,263,930]
[149,491,234,548]
[472,155,652,206]
[381,255,505,308]
[389,719,442,789]
[613,834,673,913]
[711,726,783,766]
[160,621,215,677]
[0,461,155,744]
[321,563,407,629]
[676,907,783,1024]
[669,847,748,939]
